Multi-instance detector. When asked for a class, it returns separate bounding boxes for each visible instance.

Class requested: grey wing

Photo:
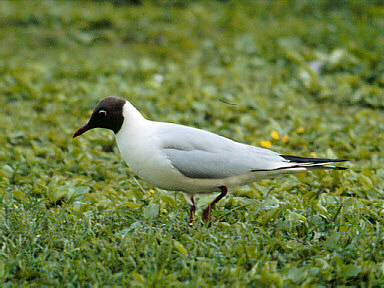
[162,149,248,178]
[156,122,291,179]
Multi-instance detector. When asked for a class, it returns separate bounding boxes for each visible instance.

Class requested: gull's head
[73,96,126,138]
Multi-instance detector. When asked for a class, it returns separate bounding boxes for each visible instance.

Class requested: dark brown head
[73,96,126,138]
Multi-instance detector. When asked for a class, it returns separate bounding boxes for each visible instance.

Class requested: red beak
[73,123,91,138]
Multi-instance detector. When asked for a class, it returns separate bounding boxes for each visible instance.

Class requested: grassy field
[1,0,383,286]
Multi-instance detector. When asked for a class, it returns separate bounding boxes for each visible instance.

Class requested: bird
[73,96,348,227]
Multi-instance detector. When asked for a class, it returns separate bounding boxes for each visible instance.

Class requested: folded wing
[156,122,307,179]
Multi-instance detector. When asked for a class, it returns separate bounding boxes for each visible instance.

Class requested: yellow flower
[310,152,317,157]
[261,141,271,148]
[296,127,305,133]
[282,135,289,143]
[271,131,280,140]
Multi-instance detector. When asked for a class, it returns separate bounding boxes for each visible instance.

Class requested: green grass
[1,0,384,286]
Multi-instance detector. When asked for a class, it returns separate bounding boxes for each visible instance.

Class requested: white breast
[114,103,185,190]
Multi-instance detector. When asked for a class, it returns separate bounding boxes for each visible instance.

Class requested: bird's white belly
[123,149,183,190]
[115,135,188,191]
[116,138,223,193]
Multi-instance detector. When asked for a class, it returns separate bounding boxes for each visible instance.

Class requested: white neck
[114,101,155,171]
[115,101,147,138]
[123,101,145,121]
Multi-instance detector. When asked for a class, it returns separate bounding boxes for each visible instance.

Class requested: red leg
[202,186,227,227]
[189,196,196,228]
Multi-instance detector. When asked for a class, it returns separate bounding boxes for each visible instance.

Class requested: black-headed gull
[73,97,348,227]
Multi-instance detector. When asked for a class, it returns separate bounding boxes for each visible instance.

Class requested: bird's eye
[99,110,107,116]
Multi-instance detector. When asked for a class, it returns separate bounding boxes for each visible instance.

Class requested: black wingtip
[334,166,348,170]
[280,155,349,164]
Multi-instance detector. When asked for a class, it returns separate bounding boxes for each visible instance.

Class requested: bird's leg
[202,186,227,227]
[189,196,196,228]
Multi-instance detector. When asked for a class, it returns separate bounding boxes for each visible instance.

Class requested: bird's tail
[280,155,348,171]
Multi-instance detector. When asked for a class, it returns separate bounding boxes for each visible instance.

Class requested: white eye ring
[99,110,107,116]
